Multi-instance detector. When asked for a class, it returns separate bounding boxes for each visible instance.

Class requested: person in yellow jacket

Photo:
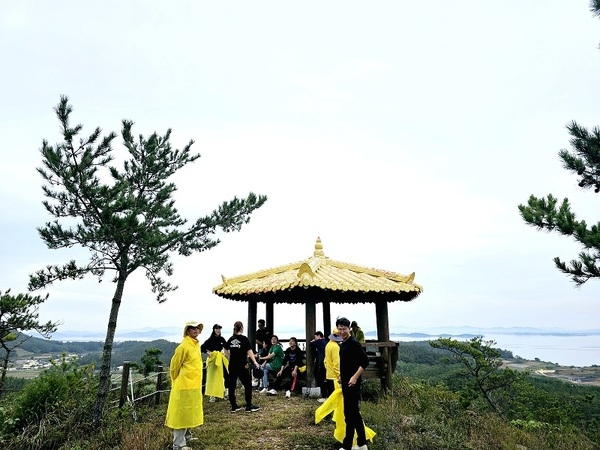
[350,321,366,344]
[165,320,205,450]
[322,328,342,401]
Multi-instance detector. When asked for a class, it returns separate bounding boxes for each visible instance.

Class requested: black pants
[314,361,326,394]
[228,367,252,408]
[223,366,230,389]
[323,378,335,398]
[341,382,366,450]
[274,366,298,391]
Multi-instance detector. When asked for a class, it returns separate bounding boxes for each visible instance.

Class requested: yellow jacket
[324,340,340,380]
[204,351,229,398]
[165,335,204,429]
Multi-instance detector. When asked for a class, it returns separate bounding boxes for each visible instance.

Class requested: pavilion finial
[314,237,325,257]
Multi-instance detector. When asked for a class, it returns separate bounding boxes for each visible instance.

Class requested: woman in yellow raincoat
[165,320,204,450]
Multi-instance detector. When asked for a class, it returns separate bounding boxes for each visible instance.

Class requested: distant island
[49,325,600,342]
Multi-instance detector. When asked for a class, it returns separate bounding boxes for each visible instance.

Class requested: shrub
[0,354,97,449]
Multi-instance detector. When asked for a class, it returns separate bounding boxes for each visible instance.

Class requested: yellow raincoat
[204,351,229,398]
[315,387,376,446]
[165,335,204,429]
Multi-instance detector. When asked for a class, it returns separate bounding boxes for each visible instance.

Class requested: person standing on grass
[165,320,205,450]
[309,331,327,399]
[253,319,272,386]
[201,324,229,402]
[255,318,272,352]
[322,328,343,401]
[224,321,261,413]
[337,316,369,450]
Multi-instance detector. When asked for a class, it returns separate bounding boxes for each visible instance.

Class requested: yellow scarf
[204,351,229,398]
[314,386,376,445]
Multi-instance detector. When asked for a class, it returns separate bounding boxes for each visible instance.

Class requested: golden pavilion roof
[212,237,423,304]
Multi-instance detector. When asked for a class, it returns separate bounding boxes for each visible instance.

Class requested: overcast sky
[2,1,600,336]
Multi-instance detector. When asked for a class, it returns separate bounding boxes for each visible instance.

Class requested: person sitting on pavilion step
[274,337,305,397]
[258,335,284,394]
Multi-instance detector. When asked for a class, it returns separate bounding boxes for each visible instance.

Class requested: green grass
[3,375,599,450]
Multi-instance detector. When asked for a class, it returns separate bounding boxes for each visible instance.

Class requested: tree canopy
[519,3,600,285]
[29,96,267,422]
[0,289,59,396]
[430,337,523,415]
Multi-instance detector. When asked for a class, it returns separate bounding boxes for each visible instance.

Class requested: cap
[328,327,343,342]
[213,324,222,330]
[183,320,204,337]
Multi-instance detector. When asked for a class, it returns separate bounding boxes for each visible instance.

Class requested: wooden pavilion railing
[111,339,399,413]
[287,338,399,393]
[361,341,398,392]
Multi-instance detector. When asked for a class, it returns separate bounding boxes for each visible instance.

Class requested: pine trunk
[91,273,127,424]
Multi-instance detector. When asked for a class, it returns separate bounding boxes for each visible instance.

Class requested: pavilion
[212,237,423,391]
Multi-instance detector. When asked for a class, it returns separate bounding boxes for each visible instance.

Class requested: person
[201,323,227,353]
[255,319,272,352]
[337,316,370,450]
[201,324,229,402]
[258,334,284,394]
[309,331,327,399]
[252,340,269,389]
[165,320,205,450]
[350,321,366,344]
[224,321,261,413]
[252,319,272,387]
[274,337,305,398]
[322,328,343,402]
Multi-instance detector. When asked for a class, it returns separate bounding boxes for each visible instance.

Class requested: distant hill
[4,334,178,369]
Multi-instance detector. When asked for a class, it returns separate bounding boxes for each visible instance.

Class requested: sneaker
[208,396,215,402]
[230,405,243,412]
[285,390,291,398]
[246,404,260,412]
[351,446,368,450]
[268,388,277,395]
[317,397,326,403]
[252,379,259,387]
[259,388,268,394]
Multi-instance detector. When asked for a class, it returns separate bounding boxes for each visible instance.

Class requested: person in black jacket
[336,316,369,450]
[274,337,305,397]
[201,324,227,353]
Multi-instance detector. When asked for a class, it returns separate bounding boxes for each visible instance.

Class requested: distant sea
[390,333,600,367]
[52,327,600,368]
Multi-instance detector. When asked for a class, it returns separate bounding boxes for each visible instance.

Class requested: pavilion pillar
[247,300,258,351]
[375,298,393,392]
[375,298,390,342]
[266,302,274,337]
[322,300,331,335]
[305,297,316,386]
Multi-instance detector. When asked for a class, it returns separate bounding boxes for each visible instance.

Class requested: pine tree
[29,96,267,423]
[0,290,59,396]
[518,3,600,286]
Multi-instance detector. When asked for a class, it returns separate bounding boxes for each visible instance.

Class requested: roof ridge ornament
[314,237,325,257]
[297,262,315,284]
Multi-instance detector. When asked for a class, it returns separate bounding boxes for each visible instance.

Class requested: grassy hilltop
[2,339,599,449]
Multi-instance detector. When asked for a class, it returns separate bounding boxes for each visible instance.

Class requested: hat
[328,327,343,342]
[183,320,204,337]
[213,324,222,330]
